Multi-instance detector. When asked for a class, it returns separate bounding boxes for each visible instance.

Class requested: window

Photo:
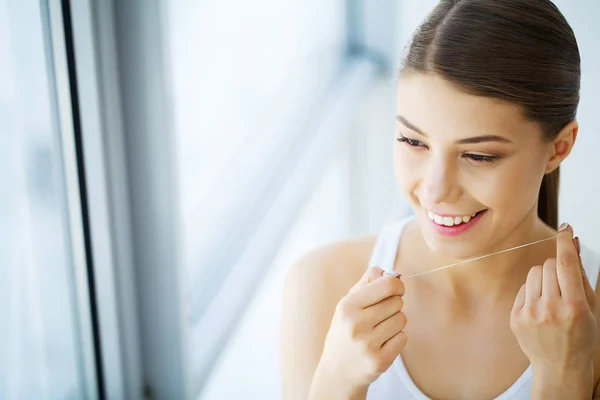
[0,0,96,398]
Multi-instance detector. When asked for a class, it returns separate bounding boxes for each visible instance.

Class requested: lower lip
[428,210,487,237]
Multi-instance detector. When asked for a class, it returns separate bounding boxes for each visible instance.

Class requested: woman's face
[394,72,554,259]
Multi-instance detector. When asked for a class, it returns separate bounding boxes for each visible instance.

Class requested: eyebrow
[396,115,514,145]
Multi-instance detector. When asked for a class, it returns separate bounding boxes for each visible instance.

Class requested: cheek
[470,160,543,213]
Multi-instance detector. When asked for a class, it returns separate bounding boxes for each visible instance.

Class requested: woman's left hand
[510,223,597,374]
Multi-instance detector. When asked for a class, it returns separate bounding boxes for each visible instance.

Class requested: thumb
[349,266,384,294]
[575,237,596,310]
[581,265,596,311]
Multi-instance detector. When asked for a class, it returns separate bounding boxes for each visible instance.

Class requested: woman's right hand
[310,267,407,397]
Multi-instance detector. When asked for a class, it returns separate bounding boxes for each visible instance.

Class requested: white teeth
[427,210,480,227]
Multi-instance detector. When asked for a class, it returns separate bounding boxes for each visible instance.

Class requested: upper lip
[426,209,483,218]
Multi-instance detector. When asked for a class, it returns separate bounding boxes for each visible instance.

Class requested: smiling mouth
[427,209,487,227]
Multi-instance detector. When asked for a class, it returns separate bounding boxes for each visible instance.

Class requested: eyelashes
[397,136,424,148]
[465,153,498,163]
[396,135,500,164]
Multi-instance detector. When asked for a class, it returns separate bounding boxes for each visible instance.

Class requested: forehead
[396,72,540,140]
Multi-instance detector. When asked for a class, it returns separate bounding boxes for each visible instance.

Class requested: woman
[280,0,600,399]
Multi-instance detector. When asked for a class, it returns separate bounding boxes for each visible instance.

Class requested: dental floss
[382,235,559,280]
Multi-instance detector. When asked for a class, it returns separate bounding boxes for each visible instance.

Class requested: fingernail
[558,223,573,237]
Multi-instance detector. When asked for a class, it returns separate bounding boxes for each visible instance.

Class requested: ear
[545,120,578,174]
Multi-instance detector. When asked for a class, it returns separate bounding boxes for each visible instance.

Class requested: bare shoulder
[279,233,377,400]
[281,232,378,332]
[284,233,377,296]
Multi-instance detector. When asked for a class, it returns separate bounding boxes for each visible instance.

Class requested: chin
[421,233,481,260]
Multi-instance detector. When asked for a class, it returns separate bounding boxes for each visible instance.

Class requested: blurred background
[1,0,598,399]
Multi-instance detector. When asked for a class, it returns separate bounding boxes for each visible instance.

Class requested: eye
[396,135,426,148]
[464,153,498,163]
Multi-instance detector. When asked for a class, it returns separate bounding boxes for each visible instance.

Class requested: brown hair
[399,0,581,229]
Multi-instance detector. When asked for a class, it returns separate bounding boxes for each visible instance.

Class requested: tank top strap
[368,215,415,272]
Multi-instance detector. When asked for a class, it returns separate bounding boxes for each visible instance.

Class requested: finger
[363,295,403,328]
[555,223,585,300]
[512,284,526,311]
[541,259,560,298]
[574,236,591,300]
[349,266,384,294]
[356,276,405,308]
[381,330,408,359]
[525,265,542,303]
[581,263,597,310]
[574,236,596,309]
[373,311,407,346]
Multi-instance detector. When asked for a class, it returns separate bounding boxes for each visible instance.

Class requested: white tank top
[366,215,600,400]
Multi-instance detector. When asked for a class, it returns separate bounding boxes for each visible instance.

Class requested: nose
[420,154,461,206]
